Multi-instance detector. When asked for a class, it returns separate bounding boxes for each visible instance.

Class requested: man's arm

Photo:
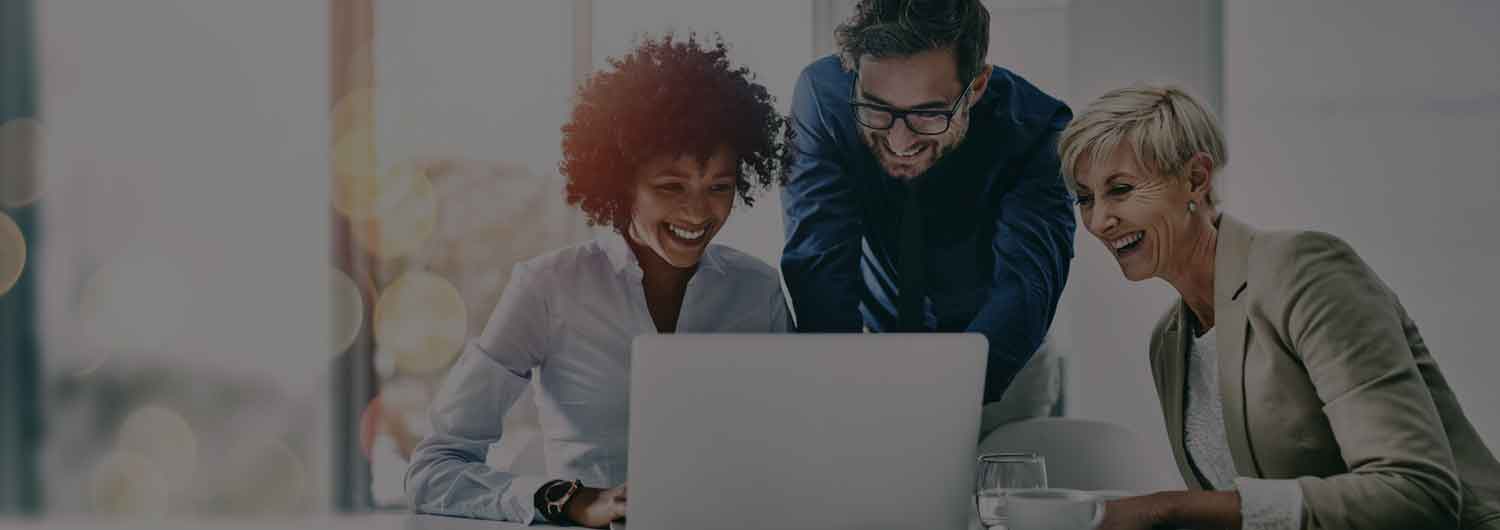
[781,64,864,332]
[967,124,1076,404]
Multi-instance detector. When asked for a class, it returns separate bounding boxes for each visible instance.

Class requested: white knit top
[1186,326,1305,530]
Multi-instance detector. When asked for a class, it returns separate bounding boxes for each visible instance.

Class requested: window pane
[373,2,572,176]
[35,0,331,516]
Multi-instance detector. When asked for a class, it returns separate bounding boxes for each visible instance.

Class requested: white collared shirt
[405,232,791,523]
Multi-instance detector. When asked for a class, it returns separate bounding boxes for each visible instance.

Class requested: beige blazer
[1148,214,1500,530]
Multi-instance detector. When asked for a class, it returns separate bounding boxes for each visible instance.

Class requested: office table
[1,511,989,530]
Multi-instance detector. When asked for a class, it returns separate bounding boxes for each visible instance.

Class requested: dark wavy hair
[835,0,991,84]
[559,33,790,232]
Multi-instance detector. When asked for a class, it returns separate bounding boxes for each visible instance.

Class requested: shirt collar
[599,230,639,276]
[598,230,725,277]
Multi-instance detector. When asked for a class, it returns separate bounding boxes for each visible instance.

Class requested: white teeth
[887,144,923,158]
[668,225,706,241]
[1111,232,1143,250]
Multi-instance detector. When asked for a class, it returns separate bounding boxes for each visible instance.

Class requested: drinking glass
[974,452,1048,530]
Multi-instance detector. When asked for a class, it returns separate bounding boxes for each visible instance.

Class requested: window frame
[0,0,42,516]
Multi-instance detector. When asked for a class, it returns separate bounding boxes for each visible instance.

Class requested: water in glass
[974,452,1047,530]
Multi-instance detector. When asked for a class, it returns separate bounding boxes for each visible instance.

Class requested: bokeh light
[358,396,385,459]
[331,88,376,141]
[115,405,198,497]
[0,117,43,208]
[373,271,467,375]
[332,125,378,179]
[361,378,431,461]
[331,130,423,222]
[330,267,364,354]
[262,440,310,512]
[89,450,170,516]
[216,437,311,514]
[78,250,193,353]
[0,211,24,297]
[374,347,397,379]
[369,432,408,505]
[353,167,436,259]
[359,396,416,461]
[379,377,431,426]
[365,379,432,506]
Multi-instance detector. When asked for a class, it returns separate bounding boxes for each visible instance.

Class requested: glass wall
[30,0,332,516]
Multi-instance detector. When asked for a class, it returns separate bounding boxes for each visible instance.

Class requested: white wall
[985,0,1070,95]
[1057,0,1500,481]
[1224,1,1500,445]
[374,2,574,177]
[1051,0,1223,487]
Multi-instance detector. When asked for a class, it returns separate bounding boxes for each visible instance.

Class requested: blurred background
[0,0,1496,523]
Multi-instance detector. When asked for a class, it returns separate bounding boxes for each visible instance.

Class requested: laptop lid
[627,333,987,530]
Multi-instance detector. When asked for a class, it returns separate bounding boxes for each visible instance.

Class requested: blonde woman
[1058,84,1500,530]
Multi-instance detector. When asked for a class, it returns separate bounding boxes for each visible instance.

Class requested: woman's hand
[563,483,627,528]
[1096,495,1166,530]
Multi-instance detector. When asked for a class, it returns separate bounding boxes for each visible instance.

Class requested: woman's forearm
[1152,490,1243,529]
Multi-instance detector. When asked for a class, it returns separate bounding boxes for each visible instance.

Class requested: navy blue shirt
[780,55,1076,403]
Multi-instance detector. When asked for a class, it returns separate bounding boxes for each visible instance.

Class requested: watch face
[544,481,572,503]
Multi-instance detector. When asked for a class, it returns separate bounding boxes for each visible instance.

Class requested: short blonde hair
[1058,84,1226,204]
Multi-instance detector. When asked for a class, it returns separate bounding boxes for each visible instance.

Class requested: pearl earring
[1187,200,1198,213]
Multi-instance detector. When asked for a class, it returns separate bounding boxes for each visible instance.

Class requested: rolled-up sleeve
[966,123,1076,403]
[404,262,554,523]
[780,65,864,333]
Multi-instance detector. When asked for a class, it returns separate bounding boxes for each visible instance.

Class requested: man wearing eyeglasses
[782,0,1075,412]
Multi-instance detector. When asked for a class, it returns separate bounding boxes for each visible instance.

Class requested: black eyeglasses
[849,80,973,135]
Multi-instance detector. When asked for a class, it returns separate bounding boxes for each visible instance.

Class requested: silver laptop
[625,333,987,530]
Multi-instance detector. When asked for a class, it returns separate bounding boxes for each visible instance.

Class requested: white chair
[977,418,1182,493]
[979,340,1063,439]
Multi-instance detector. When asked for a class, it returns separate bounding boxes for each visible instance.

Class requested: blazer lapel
[1215,214,1262,478]
[1159,302,1203,489]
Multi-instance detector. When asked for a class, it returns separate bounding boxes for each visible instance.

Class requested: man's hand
[563,483,627,528]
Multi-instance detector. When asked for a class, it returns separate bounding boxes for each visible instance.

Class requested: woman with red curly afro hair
[406,34,791,528]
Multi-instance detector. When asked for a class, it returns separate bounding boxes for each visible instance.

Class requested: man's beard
[865,129,967,183]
